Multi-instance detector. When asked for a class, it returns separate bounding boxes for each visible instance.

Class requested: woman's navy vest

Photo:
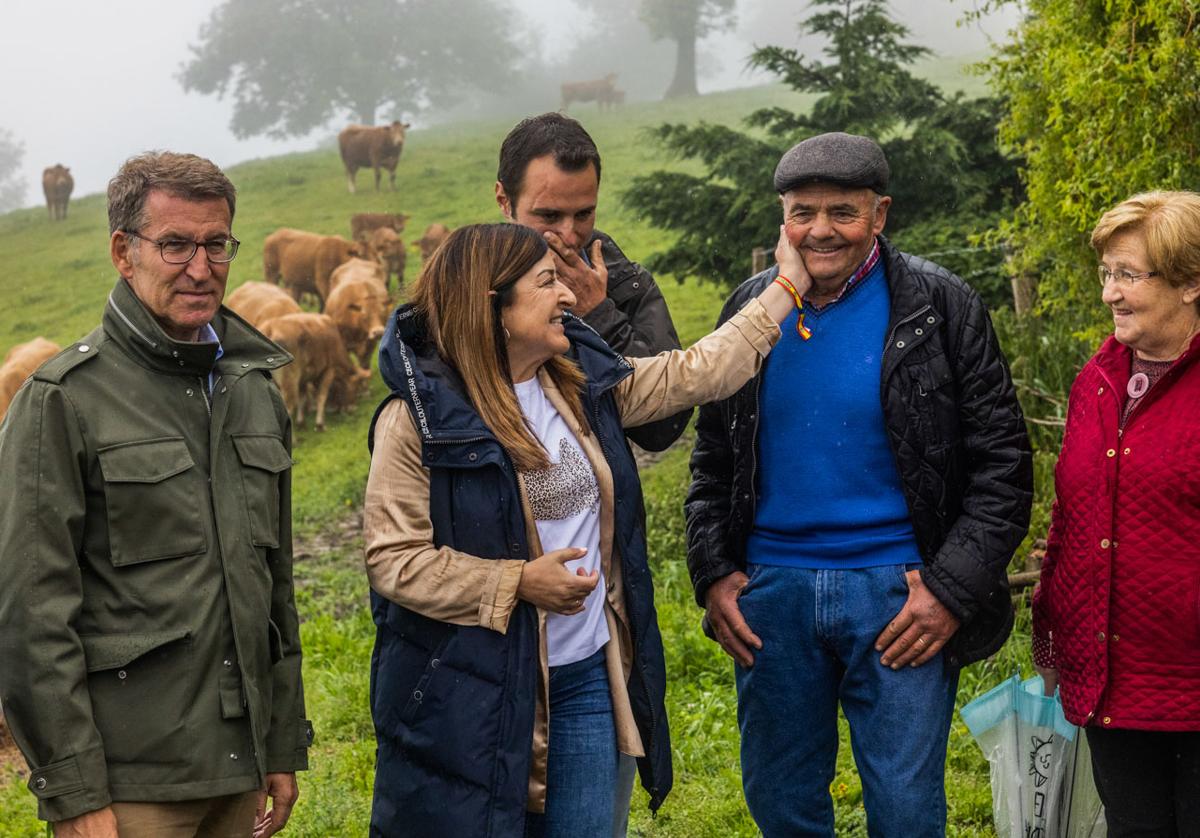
[367,306,672,837]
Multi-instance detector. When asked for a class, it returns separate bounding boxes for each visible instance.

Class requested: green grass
[0,75,1037,835]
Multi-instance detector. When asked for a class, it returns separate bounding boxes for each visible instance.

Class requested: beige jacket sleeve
[364,398,525,633]
[617,296,781,428]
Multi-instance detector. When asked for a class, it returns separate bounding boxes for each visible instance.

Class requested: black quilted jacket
[685,236,1034,669]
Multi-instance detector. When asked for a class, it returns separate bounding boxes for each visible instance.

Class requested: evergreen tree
[624,0,1021,299]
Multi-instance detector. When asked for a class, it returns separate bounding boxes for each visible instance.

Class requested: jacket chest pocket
[232,434,292,548]
[97,438,207,566]
[905,352,956,443]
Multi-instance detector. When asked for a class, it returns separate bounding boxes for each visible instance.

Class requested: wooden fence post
[751,247,768,275]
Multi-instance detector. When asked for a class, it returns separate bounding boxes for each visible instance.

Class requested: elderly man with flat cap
[685,133,1033,835]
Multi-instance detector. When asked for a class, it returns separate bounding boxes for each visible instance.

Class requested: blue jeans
[525,648,617,838]
[735,564,959,838]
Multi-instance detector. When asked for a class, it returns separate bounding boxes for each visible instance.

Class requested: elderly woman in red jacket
[1034,190,1200,835]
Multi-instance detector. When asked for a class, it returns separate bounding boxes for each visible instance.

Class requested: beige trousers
[110,791,258,838]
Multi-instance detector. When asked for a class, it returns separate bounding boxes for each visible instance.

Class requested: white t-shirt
[514,376,609,667]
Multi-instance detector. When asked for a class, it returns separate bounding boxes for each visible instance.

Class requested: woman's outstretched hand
[757,226,813,324]
[517,547,599,615]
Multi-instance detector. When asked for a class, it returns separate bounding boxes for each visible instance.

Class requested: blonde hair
[1091,191,1200,290]
[410,223,588,471]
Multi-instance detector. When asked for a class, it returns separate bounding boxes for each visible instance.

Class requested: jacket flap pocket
[233,434,292,473]
[28,755,84,799]
[80,629,190,672]
[98,438,194,484]
[607,273,647,306]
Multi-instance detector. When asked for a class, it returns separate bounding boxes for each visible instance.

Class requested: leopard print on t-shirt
[522,437,599,521]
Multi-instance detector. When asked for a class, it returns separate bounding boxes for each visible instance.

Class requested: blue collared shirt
[198,322,224,393]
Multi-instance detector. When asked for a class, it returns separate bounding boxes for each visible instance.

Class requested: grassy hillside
[0,79,1030,836]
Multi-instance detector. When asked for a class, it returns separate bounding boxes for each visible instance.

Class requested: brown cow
[325,274,390,370]
[363,227,406,292]
[350,212,410,241]
[0,338,61,420]
[416,222,452,263]
[225,282,303,330]
[261,313,371,431]
[42,165,74,221]
[338,121,411,193]
[262,228,363,304]
[560,74,617,110]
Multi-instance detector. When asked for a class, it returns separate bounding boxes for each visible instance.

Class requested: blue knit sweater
[747,261,922,569]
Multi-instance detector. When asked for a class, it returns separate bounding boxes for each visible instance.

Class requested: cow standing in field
[350,212,409,241]
[42,165,73,221]
[0,338,61,420]
[262,228,363,304]
[225,281,302,330]
[261,313,371,430]
[560,74,617,110]
[363,227,406,292]
[324,272,389,371]
[416,222,452,262]
[338,121,411,193]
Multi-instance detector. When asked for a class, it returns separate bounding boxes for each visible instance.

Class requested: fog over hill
[0,0,1019,206]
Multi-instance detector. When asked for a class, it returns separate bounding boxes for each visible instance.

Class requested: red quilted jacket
[1033,332,1200,731]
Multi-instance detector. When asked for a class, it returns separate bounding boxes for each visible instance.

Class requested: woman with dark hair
[363,222,802,837]
[1034,191,1200,836]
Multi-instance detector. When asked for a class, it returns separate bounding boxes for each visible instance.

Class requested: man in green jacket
[0,152,310,837]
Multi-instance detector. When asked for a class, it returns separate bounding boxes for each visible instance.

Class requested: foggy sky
[0,0,1020,207]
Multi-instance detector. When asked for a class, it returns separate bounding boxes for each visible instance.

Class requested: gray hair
[107,151,236,234]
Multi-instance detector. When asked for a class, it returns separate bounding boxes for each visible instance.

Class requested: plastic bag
[960,674,1106,838]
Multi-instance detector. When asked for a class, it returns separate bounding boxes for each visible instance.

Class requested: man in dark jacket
[0,152,310,838]
[496,112,690,454]
[686,133,1033,836]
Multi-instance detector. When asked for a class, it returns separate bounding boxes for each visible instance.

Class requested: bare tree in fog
[179,0,520,137]
[638,0,736,98]
[0,130,26,213]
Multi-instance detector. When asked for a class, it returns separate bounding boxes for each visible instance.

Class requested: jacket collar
[103,278,290,379]
[1090,329,1200,394]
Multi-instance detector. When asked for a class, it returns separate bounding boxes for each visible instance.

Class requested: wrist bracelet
[774,276,812,340]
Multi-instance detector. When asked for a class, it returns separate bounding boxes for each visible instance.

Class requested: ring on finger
[915,636,927,647]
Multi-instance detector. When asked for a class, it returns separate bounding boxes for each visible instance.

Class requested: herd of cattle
[0,204,454,432]
[7,89,616,432]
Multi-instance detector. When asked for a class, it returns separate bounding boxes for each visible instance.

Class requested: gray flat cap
[774,132,889,194]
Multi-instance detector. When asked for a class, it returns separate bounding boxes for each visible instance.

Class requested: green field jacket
[0,279,311,822]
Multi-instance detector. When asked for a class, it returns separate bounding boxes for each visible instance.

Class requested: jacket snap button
[221,387,228,393]
[178,360,185,367]
[511,542,520,551]
[1106,449,1116,458]
[926,316,935,324]
[1097,386,1104,395]
[267,357,275,363]
[1097,631,1106,641]
[1112,633,1120,642]
[468,452,478,461]
[172,351,179,358]
[632,282,640,289]
[35,777,46,790]
[1123,447,1130,455]
[186,389,193,397]
[223,659,233,668]
[1102,716,1112,725]
[430,659,439,669]
[896,341,905,349]
[229,753,239,760]
[412,689,423,701]
[241,362,250,368]
[117,670,127,680]
[1100,539,1110,549]
[78,345,90,353]
[915,328,923,335]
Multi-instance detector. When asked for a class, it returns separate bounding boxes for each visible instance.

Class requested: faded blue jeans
[524,647,618,838]
[734,563,959,837]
